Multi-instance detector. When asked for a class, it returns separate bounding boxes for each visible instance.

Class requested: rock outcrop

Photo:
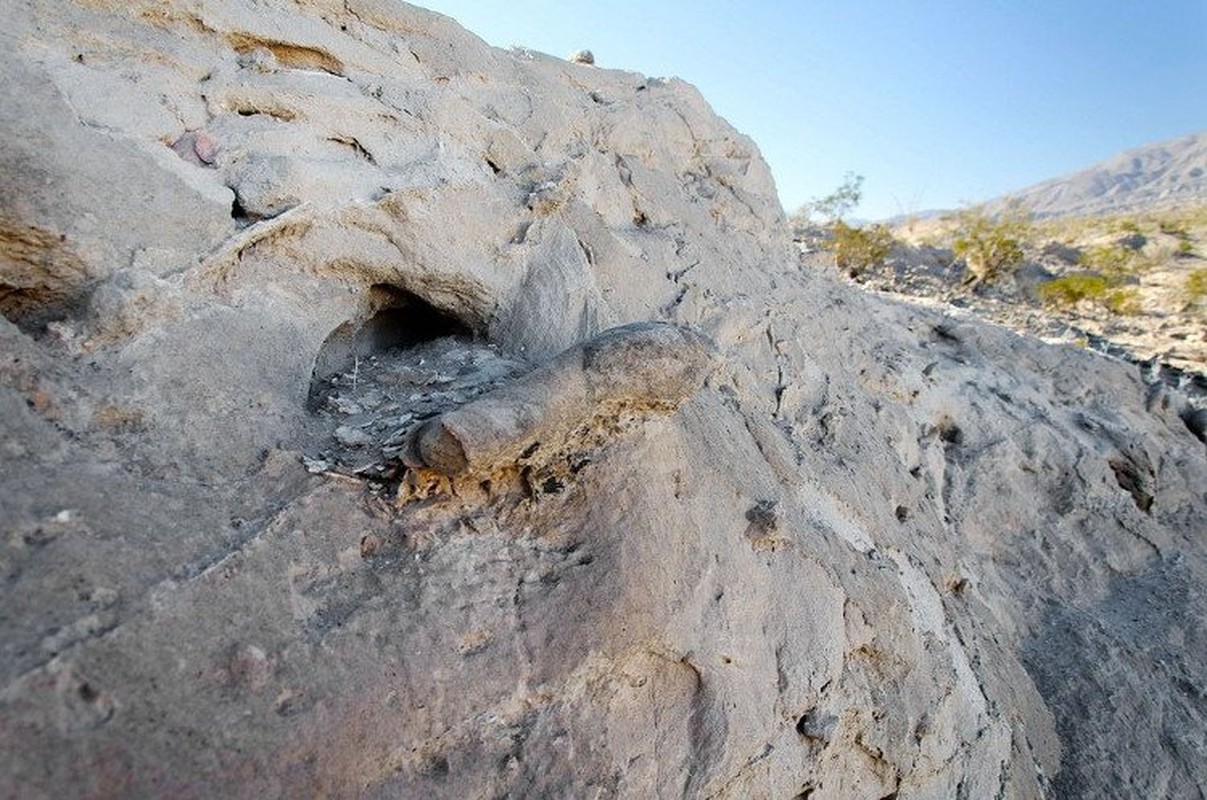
[1,2,1204,798]
[409,321,717,477]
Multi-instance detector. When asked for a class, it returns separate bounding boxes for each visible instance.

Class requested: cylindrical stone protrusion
[412,321,717,476]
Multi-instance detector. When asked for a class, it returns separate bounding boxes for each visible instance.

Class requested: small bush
[1079,244,1137,276]
[951,206,1032,285]
[794,172,864,227]
[1111,217,1143,236]
[1037,273,1141,315]
[1159,219,1190,238]
[1037,273,1111,306]
[1103,288,1142,316]
[828,221,895,277]
[1188,269,1207,304]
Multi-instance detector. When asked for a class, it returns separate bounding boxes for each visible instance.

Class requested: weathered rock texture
[0,2,1204,798]
[410,322,717,477]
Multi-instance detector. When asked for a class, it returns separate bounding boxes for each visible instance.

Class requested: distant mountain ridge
[991,130,1207,219]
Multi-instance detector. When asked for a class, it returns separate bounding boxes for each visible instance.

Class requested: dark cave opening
[306,284,474,410]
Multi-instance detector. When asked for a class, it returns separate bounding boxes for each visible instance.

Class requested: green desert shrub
[1037,273,1111,306]
[951,206,1032,285]
[790,173,866,248]
[1037,273,1141,315]
[1103,287,1142,315]
[1157,216,1192,239]
[1188,268,1207,304]
[1110,217,1143,236]
[794,172,864,226]
[1079,244,1137,276]
[828,221,895,276]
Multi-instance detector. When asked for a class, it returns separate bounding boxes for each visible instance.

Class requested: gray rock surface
[411,322,717,477]
[0,1,1204,798]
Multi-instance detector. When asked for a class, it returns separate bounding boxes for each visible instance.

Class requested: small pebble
[331,396,363,415]
[302,456,330,474]
[334,425,374,448]
[192,132,219,165]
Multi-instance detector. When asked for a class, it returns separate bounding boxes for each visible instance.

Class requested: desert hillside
[806,137,1207,381]
[991,131,1207,219]
[1,2,1204,799]
[866,203,1207,377]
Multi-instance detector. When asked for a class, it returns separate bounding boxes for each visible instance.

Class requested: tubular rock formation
[0,1,1204,798]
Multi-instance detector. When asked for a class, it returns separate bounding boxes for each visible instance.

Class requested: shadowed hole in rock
[307,284,474,410]
[300,285,529,483]
[0,282,88,334]
[0,220,91,332]
[229,193,258,226]
[933,415,963,447]
[795,709,837,743]
[1108,456,1154,513]
[1180,406,1206,444]
[423,754,450,777]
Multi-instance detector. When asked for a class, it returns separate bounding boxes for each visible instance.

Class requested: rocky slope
[868,206,1207,378]
[1,2,1204,798]
[990,131,1207,219]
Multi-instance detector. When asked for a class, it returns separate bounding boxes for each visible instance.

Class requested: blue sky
[417,1,1206,220]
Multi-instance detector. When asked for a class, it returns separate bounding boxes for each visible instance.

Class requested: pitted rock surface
[1,1,1204,798]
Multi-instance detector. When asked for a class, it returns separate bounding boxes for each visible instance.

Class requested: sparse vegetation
[1032,206,1207,251]
[817,172,1203,359]
[1159,219,1190,238]
[793,172,864,226]
[1188,268,1207,305]
[1104,287,1143,315]
[1110,217,1143,236]
[950,205,1032,286]
[1078,243,1138,276]
[1036,273,1111,305]
[828,221,895,277]
[873,194,1205,369]
[1036,273,1141,315]
[790,174,898,277]
[1036,236,1145,316]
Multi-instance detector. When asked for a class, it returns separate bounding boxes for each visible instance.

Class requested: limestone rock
[0,1,1203,798]
[411,321,717,476]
